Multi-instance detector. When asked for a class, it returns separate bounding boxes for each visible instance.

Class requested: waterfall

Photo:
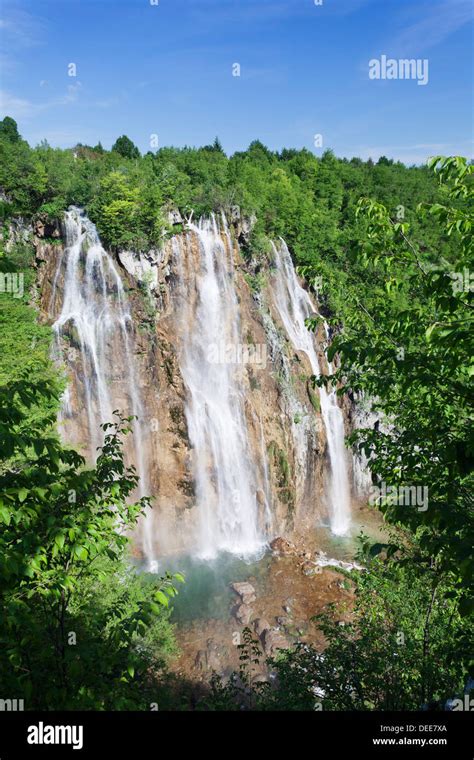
[270,240,351,536]
[51,207,155,565]
[255,290,319,504]
[170,215,266,559]
[352,392,378,498]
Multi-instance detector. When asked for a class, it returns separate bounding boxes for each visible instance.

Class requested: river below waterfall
[137,505,386,683]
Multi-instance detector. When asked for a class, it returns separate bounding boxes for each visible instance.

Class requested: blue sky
[0,0,472,163]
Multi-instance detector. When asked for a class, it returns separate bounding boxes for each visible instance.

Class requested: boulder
[34,218,60,240]
[118,250,158,291]
[262,628,288,656]
[241,214,256,238]
[194,639,227,672]
[230,581,256,605]
[234,603,253,626]
[254,618,271,639]
[206,639,224,670]
[270,537,297,557]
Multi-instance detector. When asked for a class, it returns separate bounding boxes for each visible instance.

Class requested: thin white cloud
[0,83,118,123]
[0,89,37,119]
[0,7,45,48]
[390,0,473,55]
[347,139,473,164]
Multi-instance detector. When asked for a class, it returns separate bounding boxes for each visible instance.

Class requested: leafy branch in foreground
[0,377,183,709]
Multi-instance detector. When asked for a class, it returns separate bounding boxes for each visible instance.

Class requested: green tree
[306,157,473,610]
[112,135,141,160]
[0,116,21,143]
[0,378,182,709]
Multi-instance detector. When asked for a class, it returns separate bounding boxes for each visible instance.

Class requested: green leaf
[155,590,169,607]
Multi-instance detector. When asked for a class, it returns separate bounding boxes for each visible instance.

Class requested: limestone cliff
[32,209,368,561]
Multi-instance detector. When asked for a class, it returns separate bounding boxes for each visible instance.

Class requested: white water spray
[271,240,351,535]
[51,207,155,564]
[171,215,266,558]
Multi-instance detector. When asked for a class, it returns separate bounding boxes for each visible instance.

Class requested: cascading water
[50,207,155,565]
[271,240,351,536]
[255,290,318,502]
[170,215,266,559]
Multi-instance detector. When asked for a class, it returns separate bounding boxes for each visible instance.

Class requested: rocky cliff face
[33,209,367,562]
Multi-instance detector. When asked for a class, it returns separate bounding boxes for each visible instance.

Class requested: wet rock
[263,628,288,656]
[230,581,256,605]
[314,551,364,573]
[118,250,158,290]
[302,560,321,577]
[234,603,254,626]
[270,537,297,557]
[34,217,60,240]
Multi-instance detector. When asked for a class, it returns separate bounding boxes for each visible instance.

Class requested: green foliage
[0,114,450,258]
[0,135,47,218]
[0,117,21,143]
[207,555,470,711]
[88,170,165,250]
[112,135,141,160]
[0,376,181,708]
[0,239,62,458]
[305,158,473,611]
